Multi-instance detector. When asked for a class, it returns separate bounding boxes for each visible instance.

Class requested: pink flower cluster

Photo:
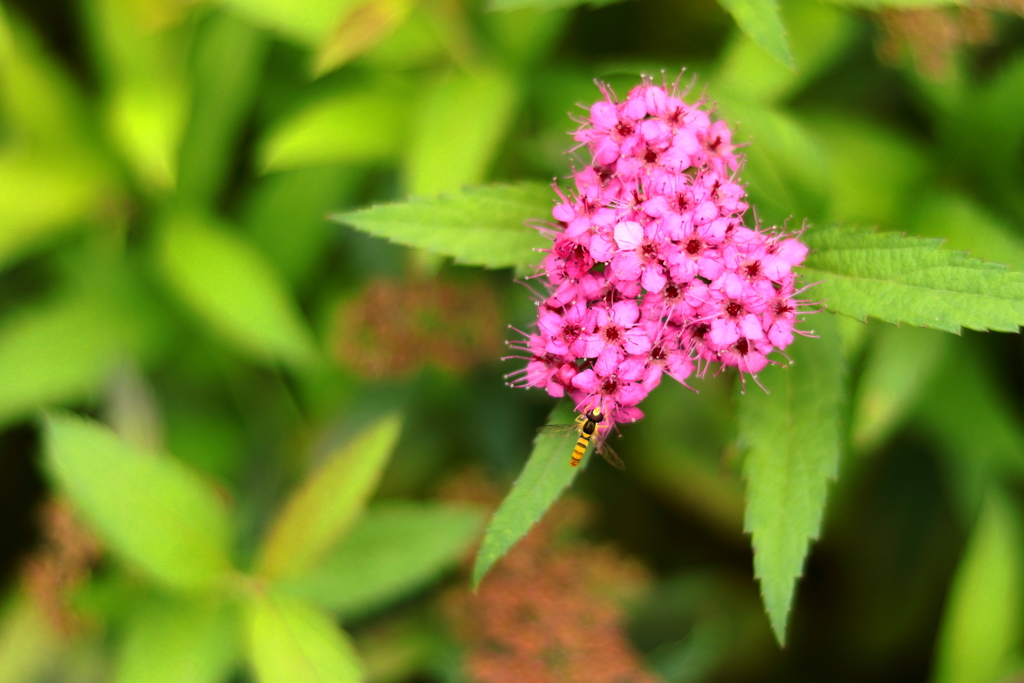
[507,78,810,426]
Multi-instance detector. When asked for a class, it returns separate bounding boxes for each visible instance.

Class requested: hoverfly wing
[595,439,625,470]
[536,424,582,437]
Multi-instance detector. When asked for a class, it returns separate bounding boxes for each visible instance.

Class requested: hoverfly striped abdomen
[537,405,624,470]
[570,411,600,467]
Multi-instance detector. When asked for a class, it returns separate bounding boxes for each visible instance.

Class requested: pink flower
[641,279,702,324]
[610,221,668,292]
[762,237,809,282]
[719,336,773,375]
[571,348,650,423]
[763,287,799,348]
[645,327,694,385]
[507,76,813,430]
[699,120,740,174]
[581,300,651,357]
[537,301,591,357]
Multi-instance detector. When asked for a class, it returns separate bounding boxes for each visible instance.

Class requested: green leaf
[914,55,1024,224]
[933,492,1024,683]
[483,7,571,67]
[278,501,486,618]
[715,0,793,68]
[739,313,844,644]
[910,192,1024,271]
[472,402,584,589]
[330,183,552,270]
[259,88,406,172]
[636,572,772,681]
[114,597,237,683]
[487,0,621,10]
[84,0,192,189]
[818,0,964,9]
[405,66,519,196]
[44,413,234,590]
[799,114,930,227]
[834,313,870,361]
[245,166,363,285]
[713,0,857,104]
[711,96,827,225]
[0,596,64,683]
[218,0,353,46]
[0,10,84,146]
[245,592,364,683]
[0,285,162,429]
[801,226,1024,333]
[257,415,404,579]
[0,151,116,272]
[915,339,1024,523]
[359,10,445,69]
[165,403,248,483]
[313,0,414,74]
[634,375,744,538]
[104,363,166,453]
[156,212,319,368]
[942,52,1024,182]
[851,324,950,453]
[177,11,269,206]
[0,15,119,265]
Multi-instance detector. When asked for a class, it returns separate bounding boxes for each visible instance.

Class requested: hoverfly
[537,406,625,469]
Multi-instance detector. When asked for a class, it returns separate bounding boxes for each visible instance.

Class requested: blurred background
[1,0,1024,681]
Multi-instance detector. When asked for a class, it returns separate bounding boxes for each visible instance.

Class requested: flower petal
[614,221,644,250]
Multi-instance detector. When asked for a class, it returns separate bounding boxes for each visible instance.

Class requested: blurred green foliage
[1,0,1024,681]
